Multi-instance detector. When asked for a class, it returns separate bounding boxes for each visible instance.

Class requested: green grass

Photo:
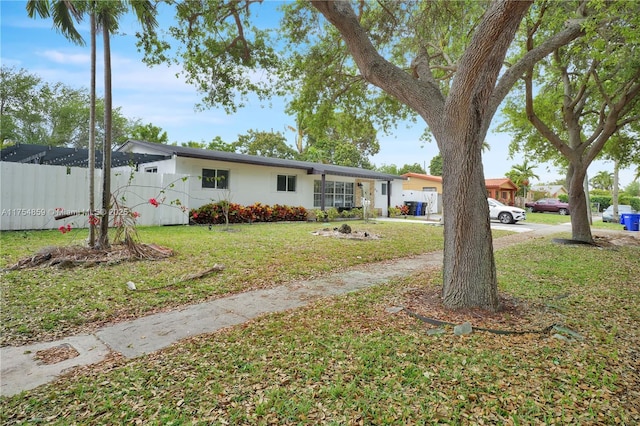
[524,212,573,224]
[1,234,638,425]
[591,218,628,230]
[1,221,463,346]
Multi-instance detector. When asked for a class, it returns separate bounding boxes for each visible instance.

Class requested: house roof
[118,140,404,181]
[0,143,170,168]
[400,174,517,190]
[402,172,443,182]
[484,178,518,190]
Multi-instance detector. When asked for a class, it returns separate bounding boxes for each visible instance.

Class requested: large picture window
[202,169,229,189]
[277,174,296,192]
[314,180,354,208]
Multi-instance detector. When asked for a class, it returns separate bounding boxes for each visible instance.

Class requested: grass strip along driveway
[1,221,639,424]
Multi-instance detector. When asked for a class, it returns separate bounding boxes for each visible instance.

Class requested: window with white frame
[144,166,158,173]
[202,169,229,189]
[314,180,354,208]
[277,174,296,192]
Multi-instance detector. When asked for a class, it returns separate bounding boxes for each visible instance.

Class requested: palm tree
[88,8,97,247]
[26,1,86,45]
[27,1,157,249]
[591,170,614,191]
[95,1,157,248]
[509,159,540,199]
[27,0,98,245]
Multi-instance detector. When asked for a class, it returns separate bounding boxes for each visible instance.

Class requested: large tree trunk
[567,164,593,243]
[98,25,112,249]
[441,133,498,311]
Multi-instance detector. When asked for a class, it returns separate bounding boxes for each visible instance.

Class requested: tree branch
[488,16,586,128]
[310,0,445,124]
[525,69,572,158]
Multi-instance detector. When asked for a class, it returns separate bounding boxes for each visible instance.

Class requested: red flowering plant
[58,224,72,234]
[52,173,191,256]
[107,175,191,249]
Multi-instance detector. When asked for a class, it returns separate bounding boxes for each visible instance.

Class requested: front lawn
[524,212,573,224]
[1,221,463,346]
[1,234,638,424]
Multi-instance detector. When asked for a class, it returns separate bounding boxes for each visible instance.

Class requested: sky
[1,0,636,188]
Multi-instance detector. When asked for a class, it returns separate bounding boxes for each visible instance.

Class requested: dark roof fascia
[1,143,170,168]
[119,140,404,181]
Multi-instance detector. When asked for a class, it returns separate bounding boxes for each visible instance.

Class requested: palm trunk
[612,160,620,221]
[88,10,97,248]
[98,24,112,249]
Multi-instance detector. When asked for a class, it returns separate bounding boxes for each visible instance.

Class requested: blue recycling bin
[620,213,640,231]
[415,202,423,216]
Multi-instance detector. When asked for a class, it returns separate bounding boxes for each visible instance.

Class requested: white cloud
[39,49,89,65]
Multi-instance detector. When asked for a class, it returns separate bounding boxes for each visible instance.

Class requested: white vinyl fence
[0,162,190,231]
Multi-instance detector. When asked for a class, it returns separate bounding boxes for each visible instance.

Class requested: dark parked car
[525,198,570,215]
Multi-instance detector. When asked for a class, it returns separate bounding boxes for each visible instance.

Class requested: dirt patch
[593,234,640,247]
[311,227,381,240]
[5,243,173,270]
[34,343,79,365]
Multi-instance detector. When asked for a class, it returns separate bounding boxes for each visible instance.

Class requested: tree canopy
[0,66,136,148]
[499,0,640,242]
[130,122,169,143]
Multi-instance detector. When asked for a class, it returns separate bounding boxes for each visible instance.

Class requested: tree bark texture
[566,166,593,242]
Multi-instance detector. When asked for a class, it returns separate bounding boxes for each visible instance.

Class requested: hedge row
[190,202,307,225]
[590,195,640,212]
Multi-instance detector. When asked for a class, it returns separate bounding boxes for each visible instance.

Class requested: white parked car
[602,204,635,223]
[488,198,527,224]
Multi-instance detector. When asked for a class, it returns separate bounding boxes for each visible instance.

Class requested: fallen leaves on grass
[401,286,564,335]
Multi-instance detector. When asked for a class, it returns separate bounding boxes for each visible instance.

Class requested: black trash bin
[404,201,417,216]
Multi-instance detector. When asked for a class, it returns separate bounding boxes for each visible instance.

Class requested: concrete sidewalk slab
[1,335,110,396]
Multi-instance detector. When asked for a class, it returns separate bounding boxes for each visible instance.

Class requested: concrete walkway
[0,221,573,397]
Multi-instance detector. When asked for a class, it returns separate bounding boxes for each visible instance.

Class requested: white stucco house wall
[117,140,405,217]
[0,141,405,230]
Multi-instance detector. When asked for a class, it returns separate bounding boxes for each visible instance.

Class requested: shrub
[313,209,328,222]
[326,207,340,221]
[190,203,307,225]
[590,195,612,212]
[622,196,640,212]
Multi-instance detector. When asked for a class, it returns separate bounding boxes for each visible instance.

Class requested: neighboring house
[529,185,568,199]
[401,173,519,211]
[117,140,406,217]
[485,178,518,205]
[401,173,443,214]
